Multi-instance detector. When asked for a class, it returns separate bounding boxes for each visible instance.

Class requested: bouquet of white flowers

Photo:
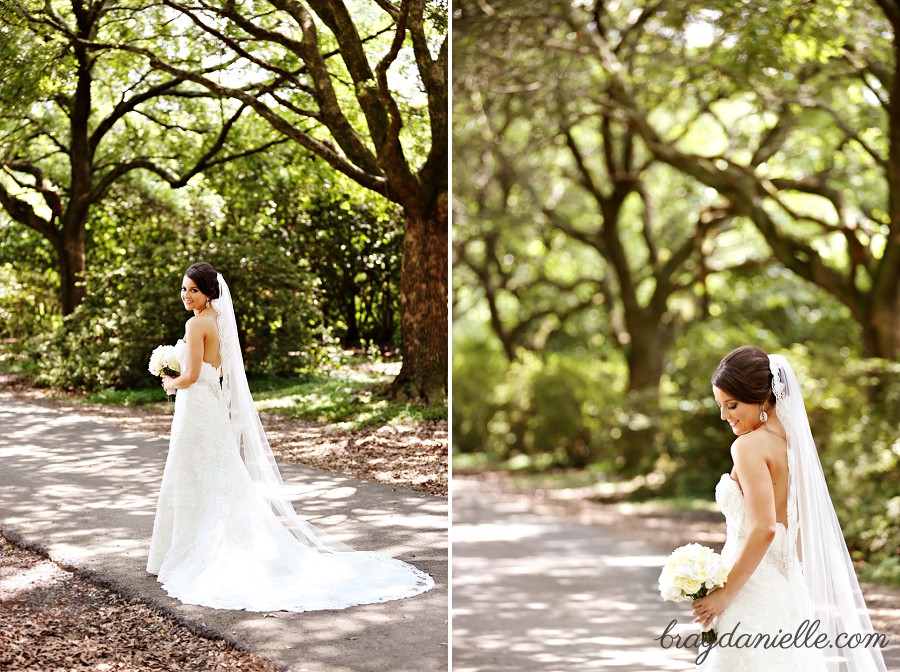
[148,345,181,402]
[658,543,729,645]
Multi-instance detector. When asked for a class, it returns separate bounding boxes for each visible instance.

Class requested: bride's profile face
[713,386,758,436]
[181,276,209,312]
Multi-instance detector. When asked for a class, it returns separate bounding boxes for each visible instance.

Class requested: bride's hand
[691,586,732,629]
[162,376,175,393]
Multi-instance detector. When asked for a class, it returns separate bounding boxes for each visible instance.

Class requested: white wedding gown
[146,339,434,611]
[698,473,826,670]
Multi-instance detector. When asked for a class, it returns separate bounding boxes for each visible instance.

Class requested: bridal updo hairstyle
[185,262,220,300]
[711,345,776,406]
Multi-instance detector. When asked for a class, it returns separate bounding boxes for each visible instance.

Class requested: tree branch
[88,103,271,200]
[90,78,220,152]
[0,161,64,219]
[0,172,58,241]
[278,0,389,174]
[371,0,400,19]
[85,38,389,196]
[374,0,409,153]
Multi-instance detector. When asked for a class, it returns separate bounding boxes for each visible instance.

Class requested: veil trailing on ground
[212,274,352,553]
[770,354,886,672]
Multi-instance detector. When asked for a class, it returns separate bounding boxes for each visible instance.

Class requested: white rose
[681,577,702,595]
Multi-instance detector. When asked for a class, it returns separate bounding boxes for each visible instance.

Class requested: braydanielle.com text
[655,618,890,665]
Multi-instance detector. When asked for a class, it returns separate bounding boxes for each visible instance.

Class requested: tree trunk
[340,273,361,348]
[390,199,448,403]
[344,296,361,348]
[868,32,900,361]
[626,329,669,392]
[869,294,900,359]
[377,281,395,350]
[59,37,92,316]
[45,214,87,317]
[618,310,671,474]
[58,237,87,316]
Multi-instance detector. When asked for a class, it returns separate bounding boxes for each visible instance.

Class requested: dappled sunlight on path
[452,480,696,671]
[0,400,447,672]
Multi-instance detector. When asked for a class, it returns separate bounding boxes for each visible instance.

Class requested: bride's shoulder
[185,313,217,335]
[730,430,769,457]
[731,428,784,460]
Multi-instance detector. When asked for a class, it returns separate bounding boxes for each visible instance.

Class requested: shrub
[28,231,329,391]
[451,331,509,454]
[452,340,629,470]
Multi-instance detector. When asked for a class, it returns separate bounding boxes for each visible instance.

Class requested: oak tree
[104,0,448,399]
[0,0,280,314]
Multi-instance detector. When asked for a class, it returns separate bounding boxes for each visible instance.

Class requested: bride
[691,346,886,671]
[146,262,434,611]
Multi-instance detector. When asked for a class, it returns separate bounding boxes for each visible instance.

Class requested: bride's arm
[163,319,204,391]
[692,433,777,628]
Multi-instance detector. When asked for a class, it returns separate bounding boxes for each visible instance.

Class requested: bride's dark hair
[711,345,776,405]
[185,262,220,299]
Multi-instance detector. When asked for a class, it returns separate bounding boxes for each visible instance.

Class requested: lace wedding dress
[698,472,825,670]
[146,278,433,611]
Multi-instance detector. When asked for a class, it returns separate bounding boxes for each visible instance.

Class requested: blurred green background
[452,0,899,584]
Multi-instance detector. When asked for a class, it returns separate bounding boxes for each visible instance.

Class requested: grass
[81,364,446,430]
[612,496,720,516]
[249,370,447,428]
[84,388,165,406]
[454,453,602,481]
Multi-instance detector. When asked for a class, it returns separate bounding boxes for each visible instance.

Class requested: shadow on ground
[453,479,713,672]
[0,401,447,672]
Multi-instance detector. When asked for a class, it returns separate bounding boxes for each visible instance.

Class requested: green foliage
[0,0,256,228]
[202,148,404,350]
[79,357,447,429]
[451,329,509,454]
[280,190,403,350]
[0,3,60,117]
[827,358,900,580]
[510,351,620,470]
[453,331,629,471]
[26,227,328,391]
[0,262,60,342]
[26,261,183,391]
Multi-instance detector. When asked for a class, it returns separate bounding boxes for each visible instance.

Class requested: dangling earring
[759,405,768,423]
[206,298,211,307]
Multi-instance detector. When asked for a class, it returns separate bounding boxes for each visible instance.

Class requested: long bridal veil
[770,355,886,672]
[213,273,353,553]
